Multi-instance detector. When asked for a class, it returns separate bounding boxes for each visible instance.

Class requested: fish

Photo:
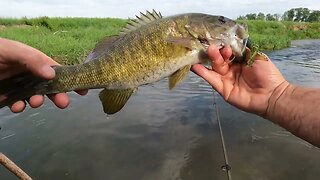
[0,10,249,114]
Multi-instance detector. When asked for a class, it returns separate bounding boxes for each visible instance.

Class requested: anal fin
[99,88,137,114]
[169,65,191,90]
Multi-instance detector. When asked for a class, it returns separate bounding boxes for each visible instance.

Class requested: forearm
[264,82,320,147]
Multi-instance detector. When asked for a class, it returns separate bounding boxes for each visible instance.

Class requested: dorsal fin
[119,10,162,35]
[85,35,119,62]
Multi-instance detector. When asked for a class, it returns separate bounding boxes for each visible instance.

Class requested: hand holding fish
[0,38,87,113]
[192,45,286,115]
[192,45,320,147]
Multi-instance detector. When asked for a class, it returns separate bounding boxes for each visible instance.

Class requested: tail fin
[0,72,49,108]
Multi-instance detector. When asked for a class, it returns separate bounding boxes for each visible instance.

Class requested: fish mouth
[198,37,250,58]
[231,38,251,63]
[240,38,249,55]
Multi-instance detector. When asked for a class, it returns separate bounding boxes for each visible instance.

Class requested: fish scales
[49,16,190,91]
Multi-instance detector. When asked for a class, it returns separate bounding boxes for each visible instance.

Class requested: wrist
[262,81,292,120]
[0,38,13,61]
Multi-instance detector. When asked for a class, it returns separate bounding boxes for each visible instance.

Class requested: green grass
[0,17,127,64]
[0,17,319,64]
[239,20,320,50]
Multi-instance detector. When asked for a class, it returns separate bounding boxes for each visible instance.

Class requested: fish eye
[235,27,245,39]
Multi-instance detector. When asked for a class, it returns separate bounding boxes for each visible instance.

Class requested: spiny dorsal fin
[119,10,162,35]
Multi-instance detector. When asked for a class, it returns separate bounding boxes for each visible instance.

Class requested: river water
[0,40,320,180]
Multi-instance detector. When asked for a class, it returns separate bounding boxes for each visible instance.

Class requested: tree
[295,8,310,22]
[266,14,276,21]
[238,8,319,22]
[257,13,265,20]
[283,8,311,22]
[274,14,282,21]
[237,16,246,20]
[245,13,257,20]
[282,9,295,21]
[307,10,320,22]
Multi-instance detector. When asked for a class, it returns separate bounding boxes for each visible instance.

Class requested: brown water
[0,40,320,180]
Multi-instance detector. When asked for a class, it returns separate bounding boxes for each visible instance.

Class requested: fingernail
[41,65,55,79]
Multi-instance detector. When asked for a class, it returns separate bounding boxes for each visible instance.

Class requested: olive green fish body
[48,15,199,92]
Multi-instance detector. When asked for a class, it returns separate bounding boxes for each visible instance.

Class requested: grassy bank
[0,17,319,64]
[0,17,127,64]
[239,20,320,50]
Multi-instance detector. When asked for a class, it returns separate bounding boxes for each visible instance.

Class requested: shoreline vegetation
[0,16,319,65]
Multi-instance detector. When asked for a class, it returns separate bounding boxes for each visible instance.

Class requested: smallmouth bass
[0,10,250,114]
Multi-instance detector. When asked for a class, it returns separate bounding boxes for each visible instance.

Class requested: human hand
[191,45,288,115]
[0,38,87,113]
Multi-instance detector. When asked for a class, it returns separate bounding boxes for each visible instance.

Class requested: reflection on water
[1,40,320,180]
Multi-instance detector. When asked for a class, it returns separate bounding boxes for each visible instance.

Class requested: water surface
[0,40,320,180]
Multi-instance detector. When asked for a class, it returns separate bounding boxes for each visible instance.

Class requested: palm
[218,61,285,114]
[192,46,286,115]
[0,63,26,80]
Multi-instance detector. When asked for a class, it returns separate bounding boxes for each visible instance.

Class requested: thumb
[2,38,57,79]
[191,64,223,94]
[22,54,56,80]
[15,43,57,79]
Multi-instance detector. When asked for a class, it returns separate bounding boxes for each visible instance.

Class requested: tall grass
[0,17,319,64]
[0,17,127,64]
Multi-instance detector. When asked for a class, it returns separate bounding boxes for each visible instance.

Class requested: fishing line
[212,91,232,180]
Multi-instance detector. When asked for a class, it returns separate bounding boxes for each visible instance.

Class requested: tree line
[237,8,320,22]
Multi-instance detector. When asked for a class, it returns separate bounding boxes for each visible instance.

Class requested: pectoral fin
[169,65,191,90]
[166,37,195,50]
[185,25,199,39]
[99,88,137,114]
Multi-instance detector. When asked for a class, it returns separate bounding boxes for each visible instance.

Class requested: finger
[4,39,57,79]
[19,51,56,80]
[208,46,224,65]
[220,46,233,61]
[207,45,229,75]
[10,101,26,113]
[28,95,44,108]
[48,93,70,109]
[191,64,223,93]
[75,90,88,96]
